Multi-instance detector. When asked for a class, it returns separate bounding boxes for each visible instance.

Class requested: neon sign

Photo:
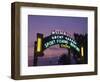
[43,34,80,52]
[36,30,81,55]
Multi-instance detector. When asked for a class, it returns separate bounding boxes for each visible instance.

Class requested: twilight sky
[28,15,87,66]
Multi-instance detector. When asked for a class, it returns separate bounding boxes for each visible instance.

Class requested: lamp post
[33,33,44,66]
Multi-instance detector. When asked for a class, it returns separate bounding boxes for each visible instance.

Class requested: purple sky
[28,15,87,66]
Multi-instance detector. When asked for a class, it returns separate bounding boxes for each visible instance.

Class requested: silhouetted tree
[74,33,88,64]
[58,54,70,65]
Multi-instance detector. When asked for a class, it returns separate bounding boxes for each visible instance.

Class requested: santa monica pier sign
[35,30,80,55]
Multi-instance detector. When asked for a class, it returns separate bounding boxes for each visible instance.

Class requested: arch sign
[36,30,80,55]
